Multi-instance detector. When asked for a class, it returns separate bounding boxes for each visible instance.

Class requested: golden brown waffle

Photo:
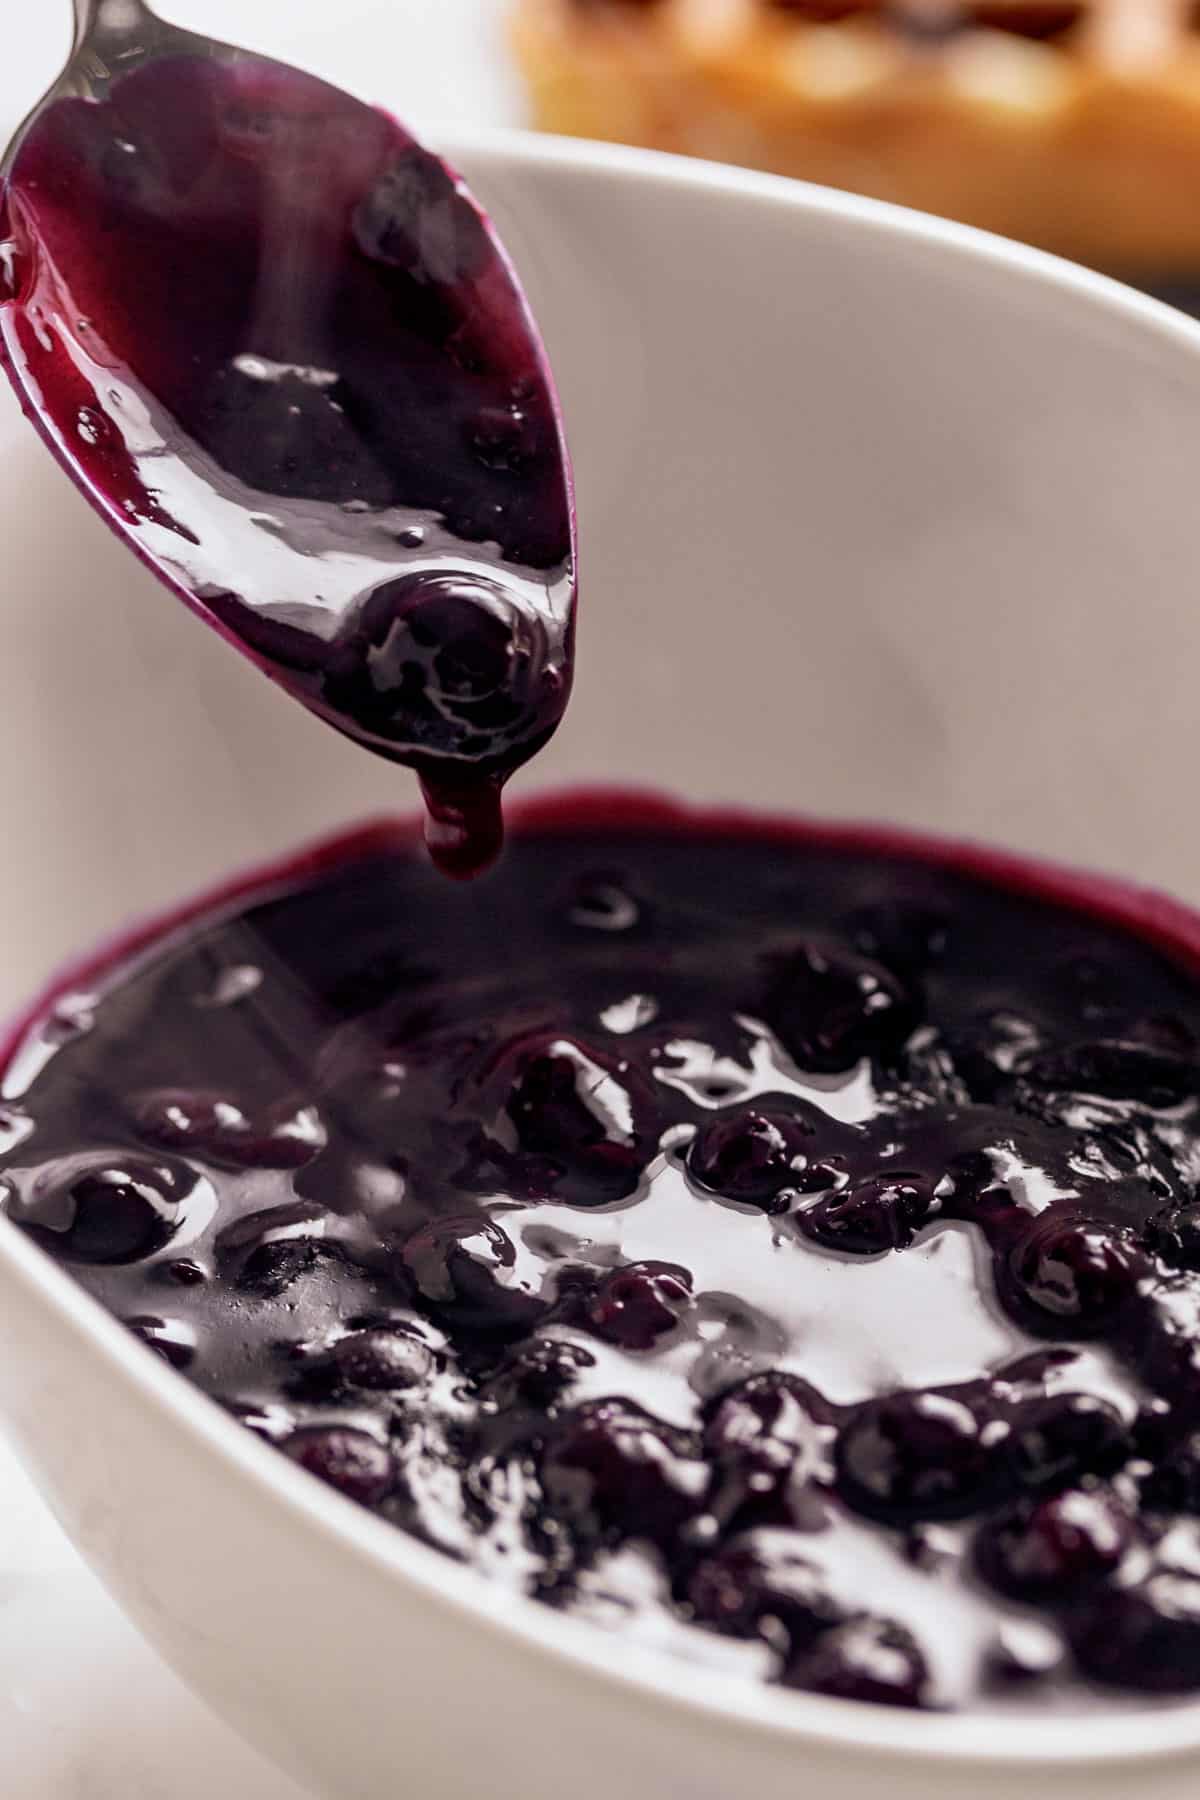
[511,1,1200,279]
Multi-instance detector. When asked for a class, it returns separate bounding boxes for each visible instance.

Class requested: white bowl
[3,133,1200,1800]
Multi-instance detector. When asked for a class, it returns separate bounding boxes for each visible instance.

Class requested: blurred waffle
[511,1,1200,301]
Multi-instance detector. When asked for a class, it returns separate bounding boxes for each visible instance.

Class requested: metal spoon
[0,0,575,877]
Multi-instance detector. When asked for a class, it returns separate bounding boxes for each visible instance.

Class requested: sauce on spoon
[0,53,575,876]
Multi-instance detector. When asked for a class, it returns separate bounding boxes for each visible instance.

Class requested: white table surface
[0,7,515,1793]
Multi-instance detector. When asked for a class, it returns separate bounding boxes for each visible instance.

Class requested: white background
[0,6,510,1795]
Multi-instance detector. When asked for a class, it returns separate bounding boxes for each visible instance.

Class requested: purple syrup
[7,792,1200,1713]
[0,54,574,877]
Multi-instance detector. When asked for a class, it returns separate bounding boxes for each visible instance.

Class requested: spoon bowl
[0,0,576,875]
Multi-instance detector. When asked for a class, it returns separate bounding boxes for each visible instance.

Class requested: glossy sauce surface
[0,54,574,875]
[7,800,1200,1714]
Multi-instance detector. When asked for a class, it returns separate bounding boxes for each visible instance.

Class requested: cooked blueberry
[351,142,492,282]
[585,1262,691,1350]
[1003,1215,1139,1335]
[783,1617,930,1709]
[216,1202,334,1297]
[124,1313,196,1369]
[1022,1040,1198,1109]
[25,1158,197,1264]
[282,1426,395,1507]
[243,1239,338,1297]
[480,1336,596,1410]
[837,1392,1000,1523]
[687,1107,815,1211]
[798,1172,934,1255]
[1069,1573,1200,1692]
[763,940,919,1073]
[217,1201,328,1258]
[407,585,527,706]
[500,1034,656,1203]
[333,1324,434,1390]
[687,1534,842,1643]
[1008,1393,1130,1491]
[706,1371,830,1489]
[1145,1202,1200,1271]
[399,1214,546,1336]
[132,1088,325,1168]
[158,1257,208,1287]
[848,898,947,979]
[323,571,551,758]
[541,1401,708,1544]
[947,1033,1017,1105]
[1138,1428,1200,1512]
[976,1489,1133,1598]
[982,1621,1064,1687]
[135,1088,240,1154]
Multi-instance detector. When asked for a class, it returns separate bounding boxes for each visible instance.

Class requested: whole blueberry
[976,1488,1133,1598]
[705,1372,832,1519]
[159,1257,208,1288]
[799,1172,934,1256]
[238,1238,338,1299]
[585,1261,691,1350]
[123,1314,196,1370]
[541,1400,708,1544]
[282,1426,394,1507]
[217,1202,335,1298]
[848,898,947,981]
[480,1337,596,1411]
[399,1214,546,1337]
[132,1087,325,1169]
[1145,1203,1200,1272]
[323,571,553,758]
[1140,1428,1200,1513]
[1069,1573,1200,1693]
[763,940,919,1073]
[1004,1215,1138,1336]
[837,1391,999,1524]
[687,1107,815,1212]
[333,1324,434,1390]
[1008,1392,1130,1492]
[29,1158,196,1264]
[783,1616,930,1709]
[499,1033,657,1204]
[687,1533,842,1644]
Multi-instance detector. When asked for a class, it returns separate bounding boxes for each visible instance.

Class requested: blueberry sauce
[7,793,1200,1713]
[0,55,574,877]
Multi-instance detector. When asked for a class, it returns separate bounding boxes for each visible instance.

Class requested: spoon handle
[72,0,157,56]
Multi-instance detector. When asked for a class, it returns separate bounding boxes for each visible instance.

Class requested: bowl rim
[441,124,1200,360]
[8,128,1200,1771]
